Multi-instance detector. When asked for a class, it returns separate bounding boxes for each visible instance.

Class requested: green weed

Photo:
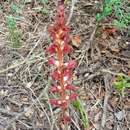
[6,15,22,48]
[96,0,130,29]
[72,99,89,128]
[10,3,22,14]
[113,74,130,96]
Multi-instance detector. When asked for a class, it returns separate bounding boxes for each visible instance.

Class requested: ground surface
[0,0,130,130]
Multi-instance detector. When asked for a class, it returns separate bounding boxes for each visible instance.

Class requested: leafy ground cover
[0,0,130,130]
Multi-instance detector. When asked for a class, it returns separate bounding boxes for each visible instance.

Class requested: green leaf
[126,15,130,21]
[11,4,18,13]
[11,3,22,14]
[103,6,113,16]
[104,0,111,4]
[113,20,127,29]
[111,0,121,5]
[73,99,89,128]
[113,81,124,91]
[6,15,22,48]
[126,83,130,88]
[115,8,123,18]
[96,13,104,21]
[6,15,16,29]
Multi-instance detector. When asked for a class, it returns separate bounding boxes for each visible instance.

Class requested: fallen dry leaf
[71,35,81,47]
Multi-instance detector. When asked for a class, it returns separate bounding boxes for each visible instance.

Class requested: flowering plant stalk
[47,0,78,124]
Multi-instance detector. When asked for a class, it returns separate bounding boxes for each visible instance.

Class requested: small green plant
[73,99,89,128]
[6,15,22,48]
[113,74,130,96]
[96,0,130,29]
[11,3,21,14]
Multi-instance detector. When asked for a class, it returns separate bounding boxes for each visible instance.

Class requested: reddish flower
[65,84,79,91]
[48,57,55,65]
[63,69,72,82]
[49,99,60,106]
[46,44,57,54]
[63,43,73,54]
[61,115,71,124]
[64,60,77,69]
[50,99,68,109]
[48,58,60,66]
[63,34,71,44]
[60,100,68,109]
[51,70,61,80]
[48,26,59,40]
[69,93,78,101]
[50,84,78,93]
[50,85,62,93]
[48,25,70,41]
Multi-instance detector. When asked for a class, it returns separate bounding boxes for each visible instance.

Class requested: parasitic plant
[47,0,78,124]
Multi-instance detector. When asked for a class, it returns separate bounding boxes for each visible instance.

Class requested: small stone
[115,110,125,121]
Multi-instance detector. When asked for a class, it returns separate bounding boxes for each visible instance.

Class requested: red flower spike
[47,1,79,124]
[64,60,77,69]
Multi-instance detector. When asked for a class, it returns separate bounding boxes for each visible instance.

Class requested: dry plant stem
[67,0,77,25]
[100,74,111,130]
